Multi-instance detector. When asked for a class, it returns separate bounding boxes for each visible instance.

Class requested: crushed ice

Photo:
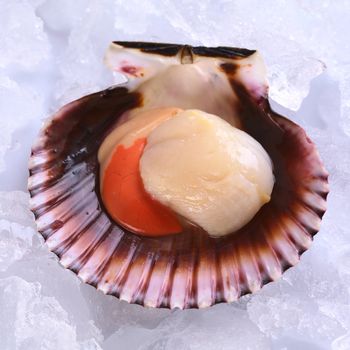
[1,0,350,349]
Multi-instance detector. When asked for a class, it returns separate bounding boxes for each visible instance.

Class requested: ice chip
[0,1,50,69]
[103,305,269,350]
[0,221,34,272]
[54,1,115,107]
[0,191,34,227]
[268,56,326,111]
[247,245,349,348]
[332,332,350,350]
[0,77,44,174]
[0,192,35,271]
[338,70,350,137]
[0,275,103,349]
[0,276,79,349]
[37,0,87,34]
[79,339,103,350]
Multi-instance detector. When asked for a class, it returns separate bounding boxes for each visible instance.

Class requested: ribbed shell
[28,54,328,309]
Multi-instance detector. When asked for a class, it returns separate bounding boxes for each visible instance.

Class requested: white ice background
[0,1,350,349]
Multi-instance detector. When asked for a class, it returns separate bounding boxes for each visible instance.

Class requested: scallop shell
[28,42,329,309]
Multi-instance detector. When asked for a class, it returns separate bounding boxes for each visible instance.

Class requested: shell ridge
[63,214,111,271]
[78,225,120,285]
[30,172,94,213]
[106,238,139,297]
[47,198,101,256]
[128,251,157,304]
[36,180,96,235]
[253,222,283,282]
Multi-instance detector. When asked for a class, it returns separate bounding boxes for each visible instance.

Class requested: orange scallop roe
[102,137,182,236]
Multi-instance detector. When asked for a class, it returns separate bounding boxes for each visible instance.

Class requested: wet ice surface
[0,1,349,349]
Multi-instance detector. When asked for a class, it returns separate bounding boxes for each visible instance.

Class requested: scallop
[28,42,329,309]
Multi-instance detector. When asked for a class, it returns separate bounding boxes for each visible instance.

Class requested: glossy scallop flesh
[28,42,328,309]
